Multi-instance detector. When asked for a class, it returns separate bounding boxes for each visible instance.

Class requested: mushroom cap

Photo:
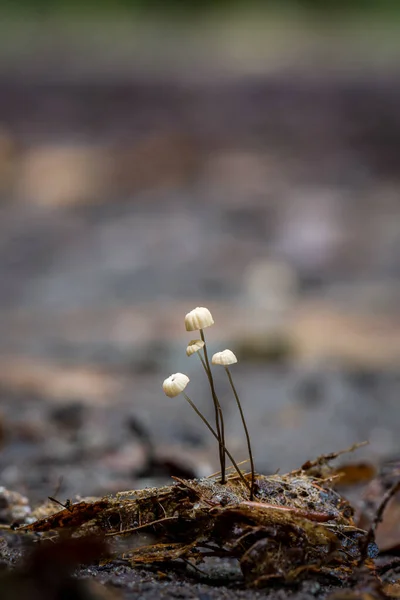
[212,349,238,366]
[186,339,205,357]
[185,307,214,331]
[162,372,190,397]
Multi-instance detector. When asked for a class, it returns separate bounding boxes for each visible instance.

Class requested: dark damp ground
[1,72,400,598]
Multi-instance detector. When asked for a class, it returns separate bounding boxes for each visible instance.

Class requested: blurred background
[1,0,400,504]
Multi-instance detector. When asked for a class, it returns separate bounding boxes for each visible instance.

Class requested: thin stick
[225,367,255,500]
[182,558,208,576]
[240,500,334,522]
[183,393,250,491]
[207,459,249,479]
[359,479,400,565]
[199,329,226,483]
[105,516,178,537]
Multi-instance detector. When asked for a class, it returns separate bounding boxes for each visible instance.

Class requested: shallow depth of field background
[1,0,400,502]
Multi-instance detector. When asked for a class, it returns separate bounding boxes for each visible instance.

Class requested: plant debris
[0,448,380,589]
[358,460,400,554]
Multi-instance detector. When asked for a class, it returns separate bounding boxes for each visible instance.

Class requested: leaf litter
[0,444,381,589]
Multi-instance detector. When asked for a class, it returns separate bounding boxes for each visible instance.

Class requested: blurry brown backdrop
[1,1,400,503]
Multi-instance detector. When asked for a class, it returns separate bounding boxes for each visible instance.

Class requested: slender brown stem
[182,393,250,491]
[225,367,255,500]
[198,353,225,479]
[199,329,226,483]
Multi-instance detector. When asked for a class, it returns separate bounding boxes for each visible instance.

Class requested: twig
[359,479,400,566]
[105,516,179,537]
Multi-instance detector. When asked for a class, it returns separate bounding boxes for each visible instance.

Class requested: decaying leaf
[358,460,400,553]
[331,463,377,488]
[7,452,381,589]
[382,582,400,598]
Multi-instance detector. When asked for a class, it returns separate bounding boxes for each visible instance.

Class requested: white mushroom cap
[162,373,190,397]
[212,349,238,366]
[185,307,214,331]
[186,339,205,357]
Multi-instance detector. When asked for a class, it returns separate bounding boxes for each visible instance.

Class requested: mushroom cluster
[162,307,255,499]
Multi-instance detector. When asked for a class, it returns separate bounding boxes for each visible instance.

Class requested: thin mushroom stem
[182,393,250,491]
[224,366,255,500]
[198,352,226,477]
[199,352,225,482]
[199,329,226,484]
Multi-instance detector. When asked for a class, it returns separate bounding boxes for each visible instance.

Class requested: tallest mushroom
[184,307,214,332]
[184,307,226,483]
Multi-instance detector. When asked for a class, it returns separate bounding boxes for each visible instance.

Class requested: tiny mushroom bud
[212,349,238,366]
[162,373,190,398]
[185,307,214,332]
[186,339,205,357]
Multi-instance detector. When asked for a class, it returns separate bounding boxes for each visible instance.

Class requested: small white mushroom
[185,307,214,331]
[162,373,190,398]
[212,349,238,366]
